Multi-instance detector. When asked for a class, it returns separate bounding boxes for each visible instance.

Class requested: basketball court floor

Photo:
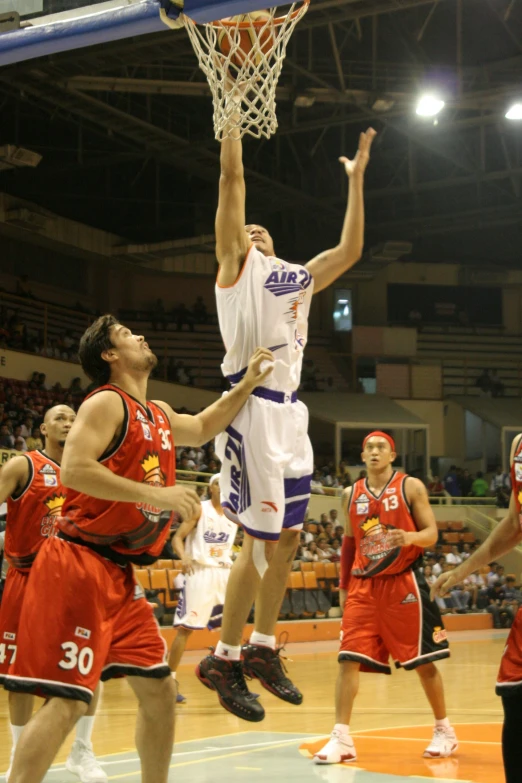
[0,630,507,782]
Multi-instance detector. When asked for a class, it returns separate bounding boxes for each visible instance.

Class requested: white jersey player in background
[196,99,376,720]
[168,475,237,691]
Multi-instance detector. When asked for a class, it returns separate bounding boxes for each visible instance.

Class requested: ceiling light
[506,103,522,120]
[415,95,445,117]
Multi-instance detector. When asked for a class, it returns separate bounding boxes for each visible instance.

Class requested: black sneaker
[242,643,303,705]
[195,654,265,722]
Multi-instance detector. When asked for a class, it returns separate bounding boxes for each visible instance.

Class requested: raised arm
[61,391,200,519]
[305,128,376,294]
[158,347,273,448]
[215,98,251,286]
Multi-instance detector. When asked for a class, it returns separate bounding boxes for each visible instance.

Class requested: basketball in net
[180,1,309,141]
[217,11,275,69]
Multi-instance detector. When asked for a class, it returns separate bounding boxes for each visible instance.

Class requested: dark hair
[79,314,119,386]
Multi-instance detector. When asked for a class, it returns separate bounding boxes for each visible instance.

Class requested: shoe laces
[432,726,450,743]
[75,741,102,772]
[229,660,255,696]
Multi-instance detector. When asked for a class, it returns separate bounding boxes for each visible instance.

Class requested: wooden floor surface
[0,631,508,782]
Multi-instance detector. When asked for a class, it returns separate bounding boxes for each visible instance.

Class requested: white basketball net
[183,3,309,140]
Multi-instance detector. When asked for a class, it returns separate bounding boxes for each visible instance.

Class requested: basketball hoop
[181,2,309,140]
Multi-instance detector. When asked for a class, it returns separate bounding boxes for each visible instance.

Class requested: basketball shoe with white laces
[65,740,108,783]
[313,729,357,764]
[423,725,458,758]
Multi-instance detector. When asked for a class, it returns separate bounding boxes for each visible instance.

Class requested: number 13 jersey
[216,245,314,392]
[348,471,423,578]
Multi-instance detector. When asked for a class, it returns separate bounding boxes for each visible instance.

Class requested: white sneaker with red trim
[313,729,357,764]
[423,725,458,758]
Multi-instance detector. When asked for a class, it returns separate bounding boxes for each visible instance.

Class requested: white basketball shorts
[215,389,313,541]
[173,564,230,630]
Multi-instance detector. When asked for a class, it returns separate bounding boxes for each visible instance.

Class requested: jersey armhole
[216,244,254,290]
[93,391,129,463]
[10,455,34,502]
[401,475,413,515]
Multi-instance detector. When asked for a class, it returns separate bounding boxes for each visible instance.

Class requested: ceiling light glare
[506,103,522,120]
[416,95,445,117]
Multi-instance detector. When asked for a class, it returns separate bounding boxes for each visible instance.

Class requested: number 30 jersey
[216,245,314,392]
[60,385,175,559]
[348,471,423,578]
[185,500,237,567]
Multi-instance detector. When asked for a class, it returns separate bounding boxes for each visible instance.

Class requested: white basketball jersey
[216,245,314,392]
[185,500,237,567]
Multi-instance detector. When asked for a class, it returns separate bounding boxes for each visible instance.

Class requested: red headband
[363,431,395,452]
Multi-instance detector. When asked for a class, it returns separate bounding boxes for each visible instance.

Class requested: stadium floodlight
[506,103,522,120]
[415,94,445,117]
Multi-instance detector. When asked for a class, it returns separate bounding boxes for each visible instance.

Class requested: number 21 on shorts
[58,641,94,676]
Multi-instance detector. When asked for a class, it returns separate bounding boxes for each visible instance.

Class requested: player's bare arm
[339,486,354,607]
[215,106,251,285]
[387,477,438,549]
[157,347,274,448]
[305,128,376,294]
[61,390,200,519]
[0,456,30,503]
[173,514,200,575]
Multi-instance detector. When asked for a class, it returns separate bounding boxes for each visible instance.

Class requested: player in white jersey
[196,95,376,721]
[168,475,237,691]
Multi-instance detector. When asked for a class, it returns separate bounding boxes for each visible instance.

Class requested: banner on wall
[0,448,18,465]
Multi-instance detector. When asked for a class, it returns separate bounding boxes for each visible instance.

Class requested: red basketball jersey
[59,385,175,559]
[511,434,522,520]
[6,450,65,571]
[348,471,423,577]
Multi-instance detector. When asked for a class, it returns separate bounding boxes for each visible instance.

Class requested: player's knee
[135,675,176,717]
[52,696,89,728]
[416,662,438,680]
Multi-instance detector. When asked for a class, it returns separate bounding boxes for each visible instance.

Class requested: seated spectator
[13,437,26,452]
[334,525,345,540]
[503,576,522,612]
[329,508,339,526]
[487,563,505,587]
[302,521,314,544]
[427,475,445,502]
[471,471,489,499]
[330,538,342,557]
[302,541,320,562]
[424,564,436,586]
[459,469,473,498]
[20,416,34,439]
[444,465,461,502]
[449,581,471,612]
[0,424,14,449]
[476,368,493,396]
[487,583,514,628]
[461,543,472,560]
[490,370,504,398]
[69,377,84,396]
[192,296,208,324]
[23,398,39,418]
[337,461,352,487]
[16,274,35,299]
[174,303,195,332]
[175,361,193,386]
[12,426,27,451]
[464,571,488,610]
[315,538,333,560]
[490,466,511,509]
[445,545,462,566]
[26,427,44,451]
[310,469,325,495]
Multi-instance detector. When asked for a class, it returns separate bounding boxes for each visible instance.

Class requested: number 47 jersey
[348,471,424,578]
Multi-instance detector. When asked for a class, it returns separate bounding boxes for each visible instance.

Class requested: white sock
[10,724,25,749]
[334,723,350,736]
[250,631,276,650]
[171,671,177,679]
[435,717,451,729]
[215,641,241,661]
[75,716,95,745]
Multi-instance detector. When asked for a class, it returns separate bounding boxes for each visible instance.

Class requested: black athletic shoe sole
[195,663,266,722]
[244,666,303,705]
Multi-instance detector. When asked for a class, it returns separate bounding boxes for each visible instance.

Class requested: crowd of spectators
[430,464,511,507]
[150,297,210,333]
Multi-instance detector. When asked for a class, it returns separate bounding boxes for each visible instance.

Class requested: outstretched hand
[242,347,275,390]
[339,128,377,179]
[430,568,463,601]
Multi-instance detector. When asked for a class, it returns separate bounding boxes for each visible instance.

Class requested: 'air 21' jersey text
[216,245,314,392]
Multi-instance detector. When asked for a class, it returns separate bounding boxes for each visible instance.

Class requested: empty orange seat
[303,571,319,590]
[449,521,464,531]
[461,532,476,543]
[156,559,175,570]
[443,532,460,544]
[300,562,313,572]
[324,562,338,580]
[134,569,150,590]
[312,562,326,580]
[290,571,304,589]
[437,521,449,531]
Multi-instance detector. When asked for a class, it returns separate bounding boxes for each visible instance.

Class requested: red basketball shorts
[339,568,450,673]
[497,607,522,696]
[3,537,169,704]
[0,568,29,682]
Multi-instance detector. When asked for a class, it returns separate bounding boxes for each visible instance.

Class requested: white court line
[45,736,327,772]
[352,720,503,734]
